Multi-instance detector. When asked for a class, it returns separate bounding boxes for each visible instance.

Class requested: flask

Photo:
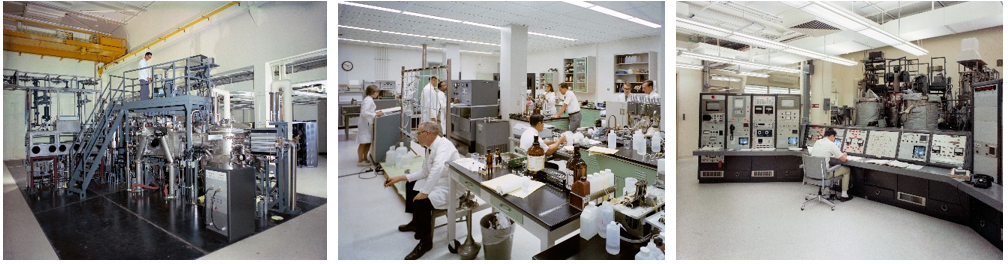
[527,136,546,174]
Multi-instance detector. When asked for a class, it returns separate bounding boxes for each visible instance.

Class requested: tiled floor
[675,156,1002,259]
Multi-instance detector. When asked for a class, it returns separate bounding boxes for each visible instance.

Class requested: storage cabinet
[613,52,657,94]
[563,57,595,93]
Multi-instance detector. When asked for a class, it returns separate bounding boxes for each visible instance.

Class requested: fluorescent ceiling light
[340,2,576,41]
[676,17,857,66]
[736,71,769,78]
[786,1,927,56]
[563,1,661,28]
[711,75,741,82]
[676,63,703,70]
[339,25,499,46]
[339,38,496,55]
[679,51,801,74]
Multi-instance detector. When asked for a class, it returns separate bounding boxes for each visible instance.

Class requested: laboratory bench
[532,235,652,260]
[692,148,1003,250]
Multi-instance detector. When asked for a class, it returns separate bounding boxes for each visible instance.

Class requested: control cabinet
[776,95,801,148]
[841,129,868,155]
[972,79,1001,184]
[897,132,932,163]
[205,166,256,242]
[864,130,899,159]
[726,95,752,149]
[751,95,776,148]
[699,94,726,163]
[452,80,499,106]
[930,133,969,168]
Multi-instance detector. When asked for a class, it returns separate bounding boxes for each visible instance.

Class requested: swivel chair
[800,153,842,211]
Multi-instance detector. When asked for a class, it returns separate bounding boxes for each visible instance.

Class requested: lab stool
[441,191,483,259]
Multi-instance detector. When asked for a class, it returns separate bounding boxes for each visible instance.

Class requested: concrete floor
[3,156,329,259]
[675,156,1002,259]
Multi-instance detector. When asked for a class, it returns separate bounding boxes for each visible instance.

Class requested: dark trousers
[404,181,433,242]
[139,80,150,100]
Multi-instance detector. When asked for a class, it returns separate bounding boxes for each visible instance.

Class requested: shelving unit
[613,52,657,94]
[563,56,595,93]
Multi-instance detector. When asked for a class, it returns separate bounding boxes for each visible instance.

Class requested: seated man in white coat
[520,114,566,156]
[384,121,461,260]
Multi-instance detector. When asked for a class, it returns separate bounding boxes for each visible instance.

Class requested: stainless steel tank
[206,122,249,170]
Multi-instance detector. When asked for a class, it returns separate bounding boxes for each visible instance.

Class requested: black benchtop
[532,235,651,260]
[510,114,569,122]
[690,149,1003,211]
[556,141,660,169]
[447,162,581,231]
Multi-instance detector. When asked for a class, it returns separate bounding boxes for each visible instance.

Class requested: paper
[453,158,485,172]
[480,174,545,198]
[587,146,619,155]
[846,156,863,161]
[905,164,924,170]
[563,146,574,153]
[378,106,402,113]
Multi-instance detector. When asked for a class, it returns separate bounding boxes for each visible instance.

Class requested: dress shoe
[404,241,432,260]
[398,222,416,232]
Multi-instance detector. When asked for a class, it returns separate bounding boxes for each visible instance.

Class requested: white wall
[527,35,663,103]
[336,43,501,84]
[675,68,703,158]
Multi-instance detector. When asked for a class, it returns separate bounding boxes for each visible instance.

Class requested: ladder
[66,82,127,198]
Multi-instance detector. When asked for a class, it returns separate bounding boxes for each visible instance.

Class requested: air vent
[790,20,840,37]
[700,171,725,178]
[752,170,774,177]
[897,192,926,206]
[693,35,750,51]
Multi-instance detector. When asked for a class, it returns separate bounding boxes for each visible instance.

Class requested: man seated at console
[809,128,851,201]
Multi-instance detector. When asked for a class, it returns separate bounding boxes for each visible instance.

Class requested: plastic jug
[605,221,622,255]
[385,146,397,165]
[651,132,662,152]
[395,143,408,167]
[579,203,597,240]
[633,130,646,155]
[648,241,665,260]
[597,201,613,238]
[634,246,651,260]
[608,130,617,149]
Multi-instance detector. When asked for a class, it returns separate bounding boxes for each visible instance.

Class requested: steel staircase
[66,82,127,198]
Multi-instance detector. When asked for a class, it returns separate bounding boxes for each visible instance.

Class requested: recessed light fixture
[339,25,499,46]
[679,50,801,74]
[339,38,495,55]
[784,1,928,56]
[710,75,741,82]
[339,2,577,41]
[676,17,857,66]
[675,63,704,70]
[563,1,661,28]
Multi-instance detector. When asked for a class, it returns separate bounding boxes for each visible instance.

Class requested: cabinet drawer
[928,180,961,204]
[969,197,1003,225]
[457,176,481,196]
[775,156,803,171]
[751,157,775,171]
[727,170,750,181]
[725,156,751,171]
[487,195,523,226]
[777,169,803,180]
[969,214,1003,250]
[864,170,897,190]
[897,175,928,197]
[862,185,895,204]
[926,199,967,224]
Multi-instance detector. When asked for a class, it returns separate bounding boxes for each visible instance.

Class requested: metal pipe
[134,137,147,191]
[160,136,176,198]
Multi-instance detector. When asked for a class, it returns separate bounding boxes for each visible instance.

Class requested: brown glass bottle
[485,150,494,174]
[527,136,546,174]
[568,146,589,209]
[494,148,502,166]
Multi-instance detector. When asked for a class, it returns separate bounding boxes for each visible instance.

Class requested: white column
[442,43,461,80]
[500,24,528,119]
[254,63,268,128]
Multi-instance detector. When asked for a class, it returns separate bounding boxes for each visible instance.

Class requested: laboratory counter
[509,113,570,122]
[559,142,660,170]
[532,235,651,260]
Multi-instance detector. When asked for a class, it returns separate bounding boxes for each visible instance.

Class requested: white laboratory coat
[519,127,549,154]
[543,92,557,115]
[434,89,447,132]
[420,83,437,123]
[357,96,377,144]
[406,136,461,210]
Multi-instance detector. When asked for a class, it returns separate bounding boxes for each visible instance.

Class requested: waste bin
[479,213,515,260]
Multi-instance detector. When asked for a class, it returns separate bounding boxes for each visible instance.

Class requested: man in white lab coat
[434,81,449,132]
[520,114,566,155]
[420,76,439,130]
[623,79,660,101]
[809,128,852,200]
[384,121,461,260]
[138,52,153,99]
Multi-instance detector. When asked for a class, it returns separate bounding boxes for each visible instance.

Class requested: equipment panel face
[864,130,900,159]
[930,134,968,168]
[805,126,846,149]
[751,95,776,148]
[726,95,752,149]
[452,80,499,106]
[841,129,868,154]
[972,80,1000,180]
[699,94,726,163]
[776,95,801,148]
[897,132,931,163]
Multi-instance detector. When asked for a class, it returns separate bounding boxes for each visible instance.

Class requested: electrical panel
[864,130,899,159]
[930,134,969,168]
[699,94,726,163]
[726,95,752,149]
[897,132,932,163]
[972,79,1000,183]
[205,166,256,242]
[452,80,499,106]
[841,129,868,154]
[776,95,801,148]
[751,95,776,148]
[804,126,845,149]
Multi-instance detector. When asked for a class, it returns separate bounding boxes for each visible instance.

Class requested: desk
[532,236,648,260]
[447,162,581,252]
[340,105,359,140]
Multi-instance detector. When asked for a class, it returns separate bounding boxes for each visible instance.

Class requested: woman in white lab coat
[542,83,557,115]
[357,85,384,165]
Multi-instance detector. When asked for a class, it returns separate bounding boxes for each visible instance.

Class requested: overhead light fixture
[735,71,769,78]
[339,38,496,55]
[784,1,928,56]
[679,51,801,74]
[338,25,499,46]
[340,2,577,41]
[676,17,857,66]
[563,1,661,28]
[710,75,741,82]
[676,63,704,70]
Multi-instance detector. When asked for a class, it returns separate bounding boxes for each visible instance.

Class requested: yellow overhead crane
[3,15,127,64]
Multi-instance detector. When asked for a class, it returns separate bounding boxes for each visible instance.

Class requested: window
[744,85,800,94]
